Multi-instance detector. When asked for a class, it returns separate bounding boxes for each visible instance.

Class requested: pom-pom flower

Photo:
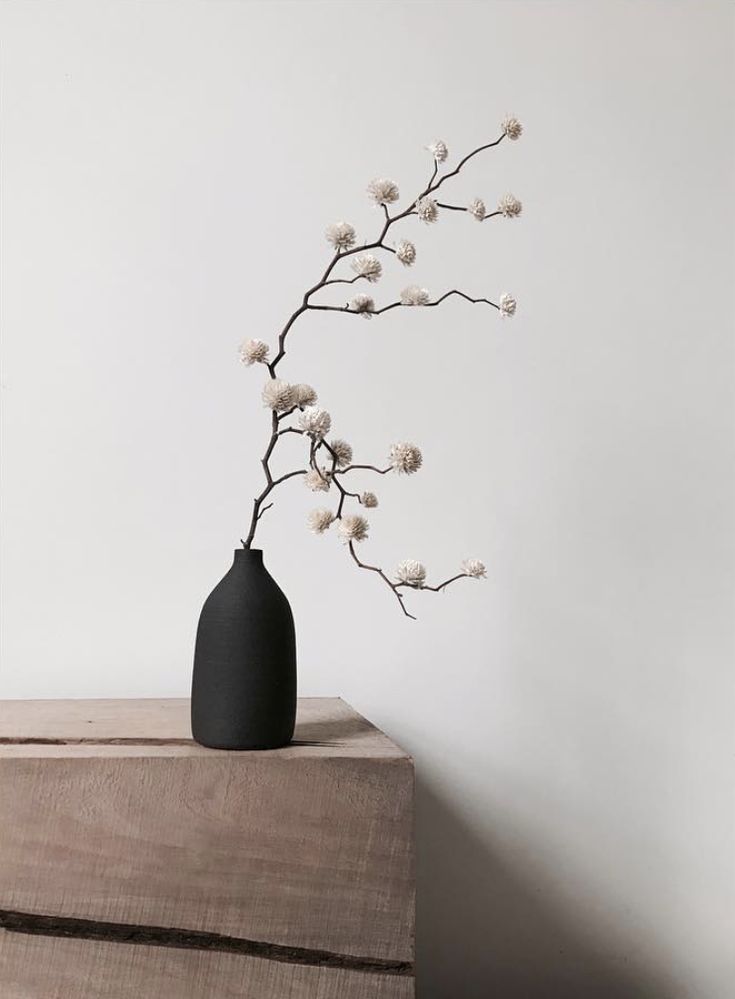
[298,406,332,439]
[426,140,448,163]
[468,198,487,221]
[329,438,353,468]
[367,178,400,206]
[389,442,423,474]
[361,491,378,508]
[395,559,426,587]
[499,293,517,318]
[239,338,270,366]
[262,379,295,412]
[351,254,382,283]
[461,558,487,578]
[325,221,356,250]
[308,508,335,535]
[416,196,439,224]
[498,193,522,218]
[304,467,332,492]
[350,293,375,318]
[338,514,369,544]
[502,115,523,140]
[401,285,430,306]
[395,240,416,267]
[292,383,318,407]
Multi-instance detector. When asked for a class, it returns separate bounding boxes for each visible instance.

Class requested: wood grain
[0,932,414,999]
[0,698,415,995]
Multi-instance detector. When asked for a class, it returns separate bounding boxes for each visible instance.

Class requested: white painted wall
[2,2,733,994]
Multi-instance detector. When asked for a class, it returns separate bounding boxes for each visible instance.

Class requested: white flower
[329,438,353,468]
[351,254,382,283]
[338,514,369,544]
[395,559,426,587]
[502,115,523,140]
[401,285,430,306]
[498,193,522,218]
[262,378,295,412]
[426,140,448,163]
[395,240,416,267]
[298,406,332,439]
[499,293,517,318]
[415,196,439,224]
[325,221,356,251]
[350,293,375,318]
[308,508,335,535]
[238,338,269,366]
[292,383,318,407]
[304,467,332,492]
[367,178,400,206]
[389,442,423,474]
[468,198,486,221]
[461,558,487,578]
[361,491,378,508]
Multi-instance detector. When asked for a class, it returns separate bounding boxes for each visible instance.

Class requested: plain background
[2,1,734,996]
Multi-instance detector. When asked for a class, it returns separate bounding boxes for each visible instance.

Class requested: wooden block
[0,698,414,998]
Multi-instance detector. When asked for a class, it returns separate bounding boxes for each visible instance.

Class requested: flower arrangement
[238,116,523,618]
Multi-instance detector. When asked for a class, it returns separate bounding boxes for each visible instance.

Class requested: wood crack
[0,908,414,977]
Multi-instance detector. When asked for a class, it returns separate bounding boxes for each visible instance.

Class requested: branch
[348,542,417,620]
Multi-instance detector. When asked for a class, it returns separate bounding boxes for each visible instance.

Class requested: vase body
[191,549,296,750]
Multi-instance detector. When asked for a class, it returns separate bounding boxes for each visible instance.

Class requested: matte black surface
[191,550,296,750]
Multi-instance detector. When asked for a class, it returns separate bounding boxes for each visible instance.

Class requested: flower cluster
[426,140,448,163]
[396,560,426,587]
[350,293,375,318]
[502,115,523,140]
[338,514,369,544]
[239,338,269,366]
[468,198,486,221]
[262,379,295,412]
[304,467,331,492]
[461,558,487,578]
[308,508,335,534]
[390,442,423,474]
[325,221,356,250]
[367,178,400,206]
[416,196,439,224]
[498,193,522,218]
[396,240,416,266]
[298,406,331,439]
[293,383,318,407]
[329,439,353,468]
[499,293,517,318]
[401,285,430,306]
[351,254,382,283]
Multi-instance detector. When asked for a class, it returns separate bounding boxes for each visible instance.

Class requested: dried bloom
[351,254,382,283]
[367,178,400,206]
[395,240,416,267]
[361,491,378,508]
[461,558,487,578]
[292,383,318,407]
[426,139,448,163]
[329,438,353,468]
[502,115,523,140]
[499,293,517,318]
[401,285,430,306]
[338,514,369,544]
[350,293,375,318]
[389,442,423,475]
[298,406,332,439]
[395,559,426,587]
[239,338,269,366]
[308,508,335,535]
[304,467,332,492]
[325,221,356,251]
[415,196,439,224]
[262,378,295,412]
[468,198,487,221]
[498,193,522,218]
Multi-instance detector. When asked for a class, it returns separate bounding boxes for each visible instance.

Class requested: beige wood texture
[0,933,414,999]
[0,698,414,997]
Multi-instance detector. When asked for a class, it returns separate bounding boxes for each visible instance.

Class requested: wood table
[0,698,414,998]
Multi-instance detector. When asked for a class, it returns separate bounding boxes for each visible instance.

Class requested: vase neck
[233,548,264,567]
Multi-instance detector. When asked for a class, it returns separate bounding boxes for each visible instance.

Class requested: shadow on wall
[416,780,672,999]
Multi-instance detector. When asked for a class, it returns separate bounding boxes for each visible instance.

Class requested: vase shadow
[416,778,674,999]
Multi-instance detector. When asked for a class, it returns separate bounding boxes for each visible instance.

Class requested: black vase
[191,549,297,750]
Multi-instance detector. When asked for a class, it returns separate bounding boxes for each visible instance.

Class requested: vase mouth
[234,548,263,560]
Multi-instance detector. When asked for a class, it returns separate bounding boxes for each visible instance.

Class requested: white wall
[2,2,734,995]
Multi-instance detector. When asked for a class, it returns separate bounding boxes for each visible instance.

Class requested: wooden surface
[0,698,414,998]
